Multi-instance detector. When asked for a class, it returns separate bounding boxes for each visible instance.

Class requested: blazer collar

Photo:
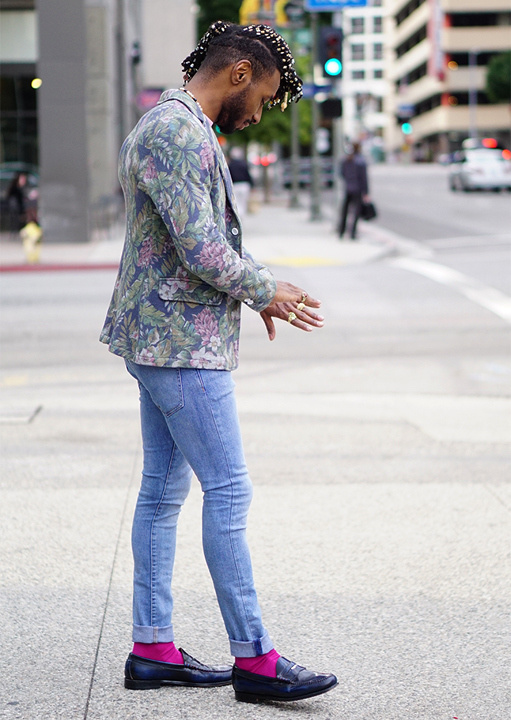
[157,88,206,125]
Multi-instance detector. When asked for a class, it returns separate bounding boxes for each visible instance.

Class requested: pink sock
[235,648,281,678]
[132,641,183,664]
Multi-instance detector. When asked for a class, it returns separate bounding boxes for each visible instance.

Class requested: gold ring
[297,302,305,311]
[287,311,297,324]
[301,292,307,303]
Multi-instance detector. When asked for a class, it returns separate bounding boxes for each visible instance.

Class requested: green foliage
[486,51,511,104]
[196,0,242,37]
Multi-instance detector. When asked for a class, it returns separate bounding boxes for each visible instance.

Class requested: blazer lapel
[203,122,240,219]
[160,89,241,224]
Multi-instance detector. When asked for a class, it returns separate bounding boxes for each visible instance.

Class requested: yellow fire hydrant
[20,221,43,264]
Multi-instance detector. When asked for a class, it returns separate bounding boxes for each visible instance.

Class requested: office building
[0,0,195,243]
[384,0,511,159]
[340,0,389,159]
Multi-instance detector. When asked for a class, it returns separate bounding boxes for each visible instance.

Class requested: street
[1,164,510,720]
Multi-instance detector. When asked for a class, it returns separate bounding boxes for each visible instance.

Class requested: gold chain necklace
[180,86,204,114]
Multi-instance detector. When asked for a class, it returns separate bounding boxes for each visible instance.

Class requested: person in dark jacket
[338,142,369,240]
[228,146,254,218]
[6,172,28,230]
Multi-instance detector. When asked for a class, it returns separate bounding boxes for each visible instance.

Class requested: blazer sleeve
[137,113,276,313]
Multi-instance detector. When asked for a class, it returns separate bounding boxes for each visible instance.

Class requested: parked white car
[449,142,511,192]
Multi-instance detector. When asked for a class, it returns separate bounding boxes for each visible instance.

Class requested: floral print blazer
[100,89,277,370]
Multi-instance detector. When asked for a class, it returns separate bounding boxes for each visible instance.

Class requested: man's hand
[260,281,324,341]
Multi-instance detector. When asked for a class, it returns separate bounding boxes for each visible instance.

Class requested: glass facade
[0,65,38,164]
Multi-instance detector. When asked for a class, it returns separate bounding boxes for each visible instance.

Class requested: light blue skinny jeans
[125,359,273,657]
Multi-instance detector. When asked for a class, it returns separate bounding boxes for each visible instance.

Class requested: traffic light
[320,98,343,119]
[320,27,343,78]
[401,122,413,135]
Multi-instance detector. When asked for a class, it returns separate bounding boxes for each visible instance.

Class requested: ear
[230,60,253,87]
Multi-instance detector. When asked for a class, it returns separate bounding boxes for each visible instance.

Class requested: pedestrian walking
[227,146,254,218]
[6,172,27,231]
[100,21,338,704]
[338,142,370,240]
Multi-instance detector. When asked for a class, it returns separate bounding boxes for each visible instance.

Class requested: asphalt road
[326,163,511,296]
[1,165,510,720]
[368,164,511,244]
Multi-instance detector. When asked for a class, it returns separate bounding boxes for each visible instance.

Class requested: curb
[0,262,120,274]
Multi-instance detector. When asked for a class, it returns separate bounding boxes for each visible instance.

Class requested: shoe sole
[125,678,232,690]
[234,679,338,703]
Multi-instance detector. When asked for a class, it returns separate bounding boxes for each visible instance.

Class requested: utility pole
[116,0,127,148]
[290,75,301,208]
[331,10,344,210]
[287,1,306,209]
[469,49,479,141]
[310,11,322,221]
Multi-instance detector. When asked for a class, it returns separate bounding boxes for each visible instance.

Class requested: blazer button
[232,228,239,236]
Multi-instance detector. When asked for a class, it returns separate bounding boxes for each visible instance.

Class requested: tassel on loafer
[232,656,338,703]
[124,648,232,690]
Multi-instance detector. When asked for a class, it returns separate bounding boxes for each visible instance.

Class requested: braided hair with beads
[182,21,303,111]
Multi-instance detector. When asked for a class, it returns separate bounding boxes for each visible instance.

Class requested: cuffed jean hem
[132,624,174,644]
[230,631,274,658]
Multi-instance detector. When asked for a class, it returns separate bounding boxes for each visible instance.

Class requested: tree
[486,51,511,104]
[197,0,243,37]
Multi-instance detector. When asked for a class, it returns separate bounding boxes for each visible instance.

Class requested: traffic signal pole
[290,92,301,208]
[287,4,305,210]
[332,10,344,215]
[310,12,322,221]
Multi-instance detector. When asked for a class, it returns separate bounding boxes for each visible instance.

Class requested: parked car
[0,162,39,231]
[448,142,511,192]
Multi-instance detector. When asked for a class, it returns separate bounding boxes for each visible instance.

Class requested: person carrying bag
[338,142,373,240]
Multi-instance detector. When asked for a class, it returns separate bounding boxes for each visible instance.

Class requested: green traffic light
[324,58,342,76]
[401,122,413,134]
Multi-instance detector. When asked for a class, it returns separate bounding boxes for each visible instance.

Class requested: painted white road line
[391,257,511,324]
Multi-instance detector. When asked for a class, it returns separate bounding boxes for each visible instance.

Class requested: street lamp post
[469,49,479,141]
[287,2,306,209]
[290,83,301,208]
[331,10,343,212]
[310,11,322,221]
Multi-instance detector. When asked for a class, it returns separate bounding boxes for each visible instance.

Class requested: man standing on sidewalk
[338,142,370,240]
[100,21,337,704]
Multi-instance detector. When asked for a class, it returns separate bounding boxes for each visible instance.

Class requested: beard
[215,87,250,135]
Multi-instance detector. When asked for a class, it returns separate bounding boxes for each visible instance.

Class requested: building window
[396,24,427,58]
[374,69,383,79]
[0,69,38,165]
[351,44,365,61]
[396,0,427,27]
[373,16,383,33]
[372,0,383,5]
[352,70,365,80]
[375,97,384,112]
[351,17,364,34]
[374,42,383,60]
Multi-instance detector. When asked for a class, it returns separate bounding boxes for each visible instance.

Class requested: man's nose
[251,108,263,125]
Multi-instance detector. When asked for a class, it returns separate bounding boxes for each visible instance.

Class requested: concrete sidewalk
[1,194,509,720]
[0,192,404,271]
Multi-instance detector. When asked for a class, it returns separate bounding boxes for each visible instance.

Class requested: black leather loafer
[232,656,338,703]
[124,648,232,690]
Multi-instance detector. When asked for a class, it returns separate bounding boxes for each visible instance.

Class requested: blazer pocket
[158,278,224,306]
